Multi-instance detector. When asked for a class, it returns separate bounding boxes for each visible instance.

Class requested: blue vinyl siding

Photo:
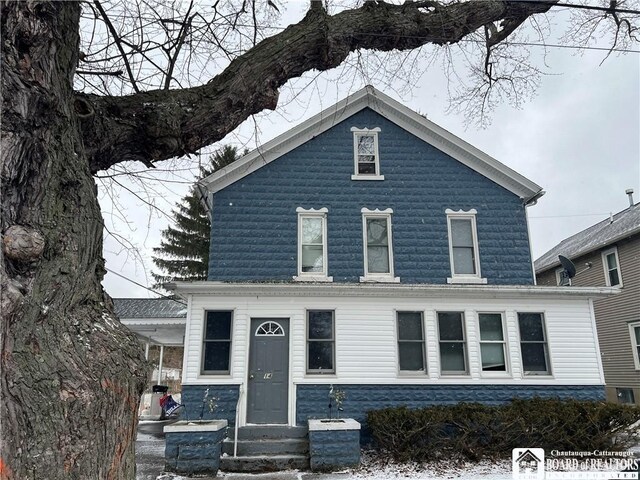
[209,108,533,284]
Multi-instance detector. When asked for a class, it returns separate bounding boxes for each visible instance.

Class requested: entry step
[223,438,308,456]
[220,454,309,473]
[226,425,308,440]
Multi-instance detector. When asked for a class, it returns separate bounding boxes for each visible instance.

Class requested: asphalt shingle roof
[113,298,187,319]
[534,202,640,273]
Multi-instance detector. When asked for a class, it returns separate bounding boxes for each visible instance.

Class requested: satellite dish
[558,255,576,278]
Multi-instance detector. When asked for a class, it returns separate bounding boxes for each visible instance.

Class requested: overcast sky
[101,2,640,298]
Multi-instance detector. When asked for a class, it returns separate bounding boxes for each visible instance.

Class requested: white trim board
[198,86,543,203]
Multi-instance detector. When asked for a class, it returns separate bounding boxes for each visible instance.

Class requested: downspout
[524,189,546,285]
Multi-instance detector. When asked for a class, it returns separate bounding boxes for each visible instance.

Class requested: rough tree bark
[1,3,147,479]
[1,1,560,478]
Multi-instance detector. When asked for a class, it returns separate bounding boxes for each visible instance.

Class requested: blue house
[169,86,612,432]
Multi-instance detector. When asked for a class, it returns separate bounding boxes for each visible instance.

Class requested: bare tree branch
[77,0,558,173]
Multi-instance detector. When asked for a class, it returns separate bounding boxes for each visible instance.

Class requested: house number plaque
[263,373,273,379]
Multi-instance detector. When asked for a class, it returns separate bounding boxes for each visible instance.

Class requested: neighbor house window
[518,312,551,375]
[202,310,233,374]
[295,207,331,281]
[555,267,571,286]
[602,247,622,287]
[351,127,383,180]
[446,209,484,284]
[478,313,507,372]
[307,310,335,374]
[630,322,640,370]
[397,312,426,372]
[617,388,636,405]
[360,208,399,282]
[438,312,468,374]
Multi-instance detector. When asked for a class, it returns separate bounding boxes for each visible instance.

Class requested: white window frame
[294,207,332,282]
[517,312,552,377]
[306,309,336,375]
[360,208,399,283]
[602,247,623,287]
[555,267,571,286]
[630,322,640,370]
[445,209,486,284]
[396,311,427,375]
[351,127,384,181]
[436,311,469,376]
[201,310,234,376]
[477,312,509,375]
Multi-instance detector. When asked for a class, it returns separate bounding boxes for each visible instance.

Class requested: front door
[247,318,289,424]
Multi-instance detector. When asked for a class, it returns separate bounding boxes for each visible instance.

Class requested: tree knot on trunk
[2,225,45,263]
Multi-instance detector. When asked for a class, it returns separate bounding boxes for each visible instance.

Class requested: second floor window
[602,247,622,287]
[361,208,398,282]
[202,310,233,375]
[296,208,330,280]
[446,209,484,283]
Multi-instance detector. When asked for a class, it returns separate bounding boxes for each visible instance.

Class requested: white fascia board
[166,281,619,300]
[199,86,542,203]
[119,317,187,326]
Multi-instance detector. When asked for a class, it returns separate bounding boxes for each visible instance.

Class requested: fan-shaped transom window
[255,321,285,336]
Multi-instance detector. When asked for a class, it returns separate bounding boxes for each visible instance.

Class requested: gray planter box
[308,419,361,472]
[164,419,228,476]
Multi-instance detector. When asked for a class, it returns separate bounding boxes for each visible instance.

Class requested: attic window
[351,127,384,180]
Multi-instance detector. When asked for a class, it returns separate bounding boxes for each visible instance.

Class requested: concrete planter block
[308,419,361,472]
[164,420,228,476]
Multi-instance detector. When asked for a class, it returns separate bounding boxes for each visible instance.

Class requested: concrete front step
[227,425,308,440]
[223,438,309,456]
[220,454,310,473]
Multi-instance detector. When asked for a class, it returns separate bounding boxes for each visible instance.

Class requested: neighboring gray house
[535,199,640,405]
[114,298,187,387]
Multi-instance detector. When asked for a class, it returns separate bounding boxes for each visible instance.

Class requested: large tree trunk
[1,3,147,479]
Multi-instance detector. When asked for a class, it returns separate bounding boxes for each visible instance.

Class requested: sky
[101,1,640,298]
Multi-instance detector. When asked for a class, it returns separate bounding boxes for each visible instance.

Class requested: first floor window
[518,312,550,375]
[202,310,232,374]
[438,311,467,374]
[478,313,507,372]
[631,323,640,369]
[397,312,426,372]
[307,310,335,374]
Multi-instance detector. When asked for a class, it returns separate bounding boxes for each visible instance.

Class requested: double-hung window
[630,322,640,370]
[307,310,335,374]
[518,312,551,375]
[446,209,485,284]
[438,311,468,375]
[351,127,383,180]
[295,207,331,281]
[602,247,622,286]
[361,208,399,282]
[478,313,507,372]
[202,310,233,374]
[397,312,426,373]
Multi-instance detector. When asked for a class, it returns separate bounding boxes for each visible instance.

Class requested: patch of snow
[41,305,49,314]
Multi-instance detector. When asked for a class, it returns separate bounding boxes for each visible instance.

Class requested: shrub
[366,398,640,462]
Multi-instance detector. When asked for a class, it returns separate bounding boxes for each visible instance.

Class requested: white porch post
[157,344,164,385]
[144,341,150,360]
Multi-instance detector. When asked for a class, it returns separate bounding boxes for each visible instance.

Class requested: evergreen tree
[152,145,240,285]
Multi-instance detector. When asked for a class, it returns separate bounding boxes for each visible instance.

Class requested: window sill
[398,371,428,377]
[447,277,487,285]
[360,275,400,283]
[351,174,385,181]
[293,275,334,283]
